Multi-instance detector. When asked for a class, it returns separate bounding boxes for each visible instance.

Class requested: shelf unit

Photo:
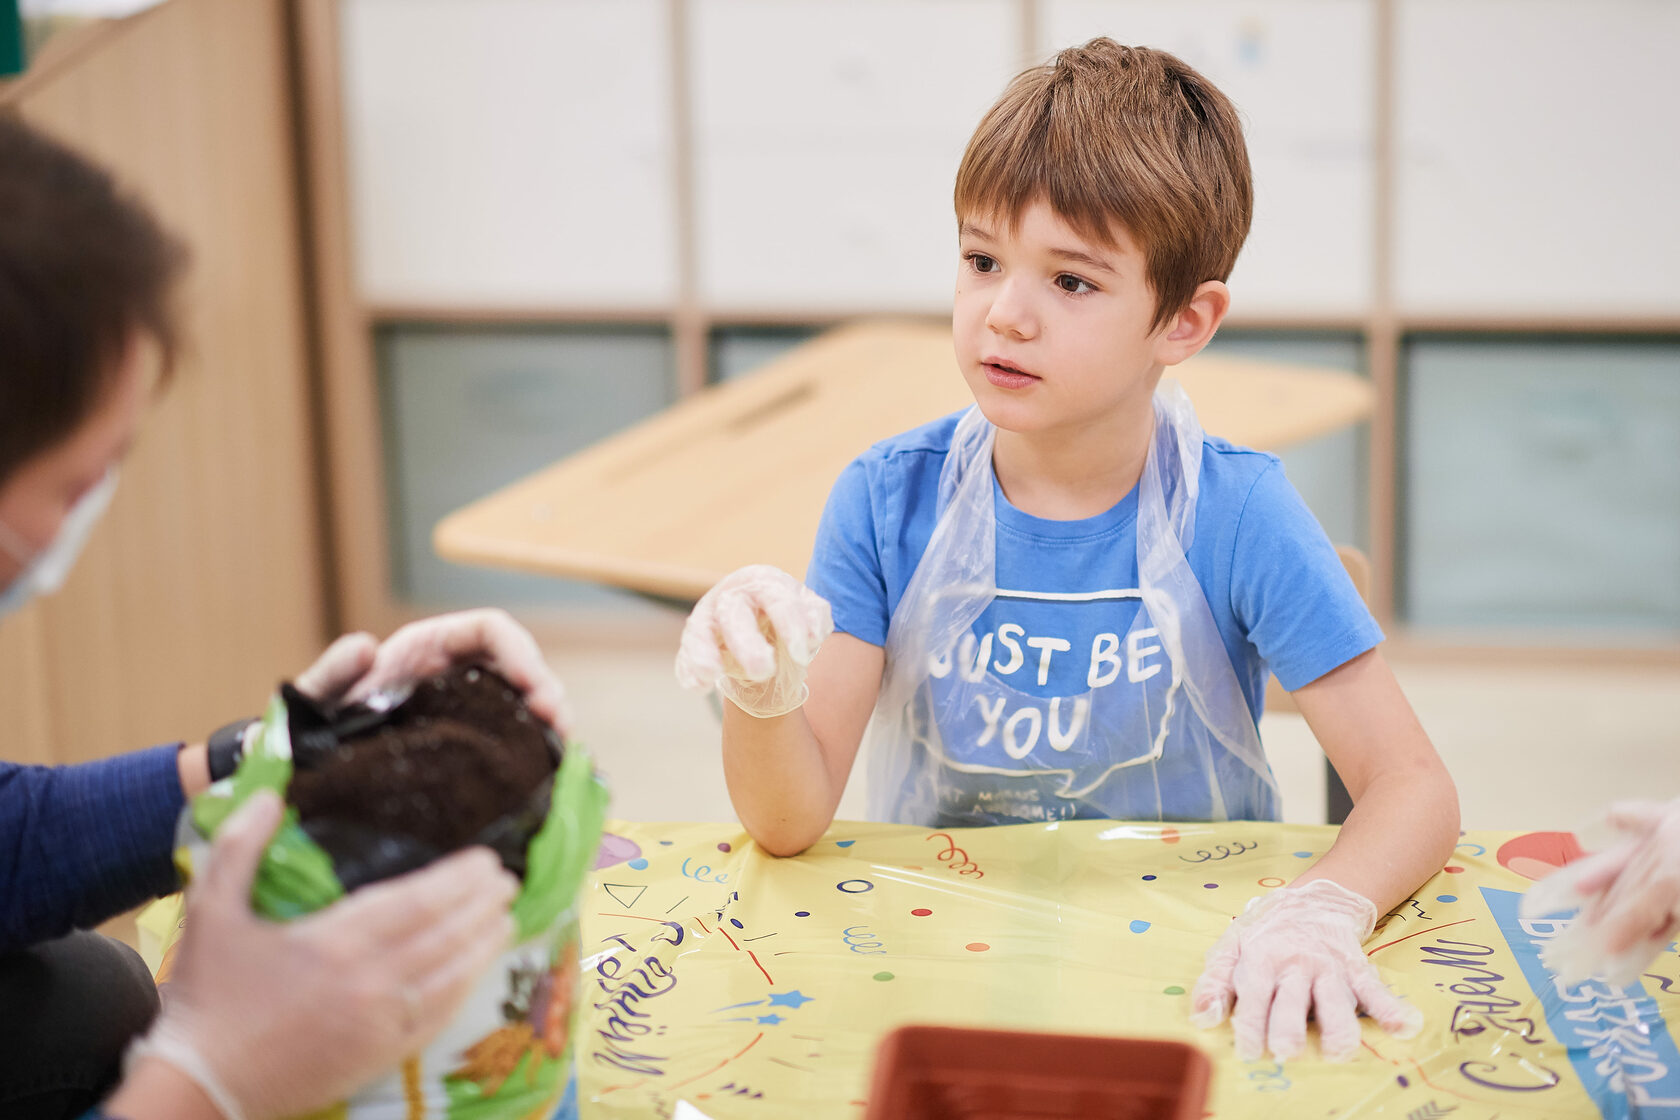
[296,0,1679,663]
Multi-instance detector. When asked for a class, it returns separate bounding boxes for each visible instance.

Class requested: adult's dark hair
[0,113,188,485]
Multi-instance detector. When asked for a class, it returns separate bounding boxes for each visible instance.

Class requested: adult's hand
[342,609,569,737]
[121,791,517,1120]
[293,631,379,704]
[1522,797,1680,986]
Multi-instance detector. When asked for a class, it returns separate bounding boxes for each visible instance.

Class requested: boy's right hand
[675,564,833,718]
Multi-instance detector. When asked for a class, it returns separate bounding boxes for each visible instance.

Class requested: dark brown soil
[288,666,558,870]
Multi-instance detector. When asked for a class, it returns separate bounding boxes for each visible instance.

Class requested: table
[576,819,1680,1118]
[434,320,1376,602]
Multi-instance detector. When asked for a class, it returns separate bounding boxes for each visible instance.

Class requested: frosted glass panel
[1202,332,1369,550]
[693,0,1018,310]
[709,326,819,383]
[342,0,675,307]
[1395,0,1680,313]
[380,326,676,606]
[1045,1,1375,315]
[1404,339,1680,631]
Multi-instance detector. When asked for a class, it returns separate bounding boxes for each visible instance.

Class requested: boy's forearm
[721,703,843,856]
[1291,759,1460,916]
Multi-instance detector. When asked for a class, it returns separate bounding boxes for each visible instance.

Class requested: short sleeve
[1229,462,1384,691]
[806,458,891,647]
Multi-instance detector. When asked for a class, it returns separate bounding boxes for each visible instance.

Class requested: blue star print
[765,990,813,1009]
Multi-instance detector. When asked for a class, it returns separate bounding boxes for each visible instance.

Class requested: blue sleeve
[1229,462,1384,691]
[806,458,890,647]
[0,745,186,952]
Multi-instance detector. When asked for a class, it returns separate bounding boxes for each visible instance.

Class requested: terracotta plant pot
[865,1025,1212,1120]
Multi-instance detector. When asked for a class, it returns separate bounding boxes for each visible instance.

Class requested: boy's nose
[984,279,1037,340]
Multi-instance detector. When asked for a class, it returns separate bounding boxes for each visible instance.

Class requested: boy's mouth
[981,357,1040,388]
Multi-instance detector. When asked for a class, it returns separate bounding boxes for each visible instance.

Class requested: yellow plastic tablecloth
[576,819,1680,1119]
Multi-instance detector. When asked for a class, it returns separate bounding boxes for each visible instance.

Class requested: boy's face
[953,198,1175,437]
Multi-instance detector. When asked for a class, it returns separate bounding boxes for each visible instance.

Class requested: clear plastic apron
[863,381,1280,826]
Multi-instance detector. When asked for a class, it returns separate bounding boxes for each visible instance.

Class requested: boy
[676,40,1458,1063]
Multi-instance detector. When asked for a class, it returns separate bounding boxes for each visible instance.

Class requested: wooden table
[435,319,1375,602]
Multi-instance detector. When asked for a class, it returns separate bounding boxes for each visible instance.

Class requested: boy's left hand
[1189,878,1422,1062]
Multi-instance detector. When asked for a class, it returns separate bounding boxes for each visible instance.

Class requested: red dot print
[1445,865,1465,874]
[965,942,990,952]
[1161,827,1180,844]
[911,908,932,917]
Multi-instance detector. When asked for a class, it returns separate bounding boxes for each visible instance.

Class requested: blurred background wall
[2,0,1675,826]
[339,0,1680,651]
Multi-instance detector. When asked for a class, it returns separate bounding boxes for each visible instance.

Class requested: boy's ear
[1154,280,1231,367]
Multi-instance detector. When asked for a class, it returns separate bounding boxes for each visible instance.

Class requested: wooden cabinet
[0,0,329,764]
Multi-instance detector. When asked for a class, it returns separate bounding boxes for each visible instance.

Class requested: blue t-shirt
[807,412,1383,824]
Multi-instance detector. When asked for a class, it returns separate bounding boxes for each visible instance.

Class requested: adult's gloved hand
[293,631,379,705]
[1520,797,1680,987]
[674,564,833,719]
[122,791,517,1120]
[330,609,571,738]
[1189,878,1422,1062]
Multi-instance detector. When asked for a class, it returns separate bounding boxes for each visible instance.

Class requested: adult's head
[0,114,187,605]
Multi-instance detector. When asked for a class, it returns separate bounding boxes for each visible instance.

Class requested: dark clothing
[1,744,185,952]
[0,931,161,1118]
[1,745,185,1119]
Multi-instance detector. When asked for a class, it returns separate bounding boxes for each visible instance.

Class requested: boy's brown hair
[955,38,1253,332]
[0,114,188,487]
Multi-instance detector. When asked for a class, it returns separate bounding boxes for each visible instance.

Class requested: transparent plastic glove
[342,609,571,738]
[293,631,379,704]
[125,791,517,1120]
[1189,878,1422,1062]
[1520,797,1680,987]
[675,564,833,718]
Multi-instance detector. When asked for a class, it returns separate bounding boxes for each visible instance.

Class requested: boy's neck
[989,396,1158,521]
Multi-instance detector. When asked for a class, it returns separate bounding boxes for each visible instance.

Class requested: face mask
[0,469,120,618]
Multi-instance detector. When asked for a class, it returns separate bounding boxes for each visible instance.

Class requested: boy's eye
[1056,273,1095,295]
[966,252,998,273]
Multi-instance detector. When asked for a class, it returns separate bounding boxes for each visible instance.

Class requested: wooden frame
[299,0,1680,662]
[1,0,334,764]
[292,0,414,636]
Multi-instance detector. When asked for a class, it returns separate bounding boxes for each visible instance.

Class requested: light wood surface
[0,0,328,764]
[436,318,1375,603]
[293,0,405,636]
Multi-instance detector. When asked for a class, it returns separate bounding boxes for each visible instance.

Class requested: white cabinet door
[342,0,677,308]
[1396,0,1680,314]
[693,0,1019,311]
[1045,1,1377,316]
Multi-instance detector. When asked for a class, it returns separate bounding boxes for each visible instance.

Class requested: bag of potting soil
[170,665,608,1120]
